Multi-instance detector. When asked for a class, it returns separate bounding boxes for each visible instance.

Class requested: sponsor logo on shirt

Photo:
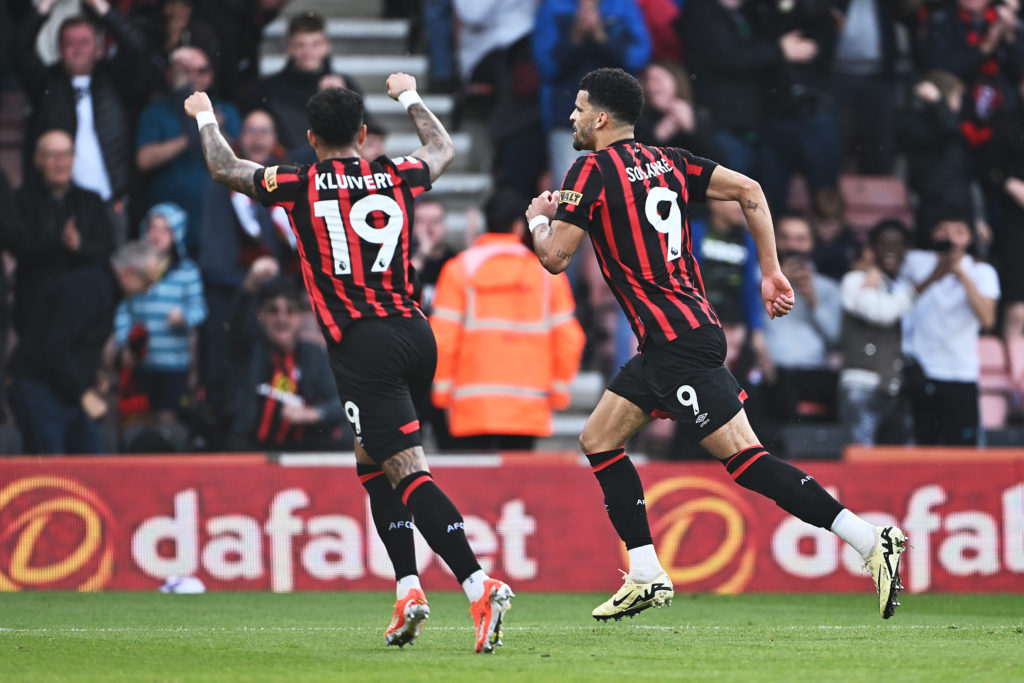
[559,190,583,206]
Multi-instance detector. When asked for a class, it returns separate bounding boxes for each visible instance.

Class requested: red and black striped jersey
[253,155,431,343]
[553,140,721,347]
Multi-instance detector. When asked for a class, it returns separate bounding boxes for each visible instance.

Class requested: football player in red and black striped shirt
[184,75,514,652]
[526,68,906,621]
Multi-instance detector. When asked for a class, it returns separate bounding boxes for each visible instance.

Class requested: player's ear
[357,124,367,146]
[306,129,316,149]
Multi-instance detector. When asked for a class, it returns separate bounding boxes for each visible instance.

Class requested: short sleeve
[383,155,431,198]
[253,164,305,207]
[553,155,604,231]
[673,148,718,203]
[974,262,1001,299]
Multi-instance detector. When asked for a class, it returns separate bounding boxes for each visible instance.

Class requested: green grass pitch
[1,592,1021,682]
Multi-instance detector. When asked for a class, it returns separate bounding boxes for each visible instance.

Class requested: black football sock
[395,471,481,584]
[586,447,654,550]
[723,446,843,529]
[358,464,418,580]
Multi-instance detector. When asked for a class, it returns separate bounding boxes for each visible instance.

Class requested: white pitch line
[0,624,1009,634]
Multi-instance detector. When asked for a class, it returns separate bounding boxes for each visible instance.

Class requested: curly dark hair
[306,87,364,147]
[579,68,644,126]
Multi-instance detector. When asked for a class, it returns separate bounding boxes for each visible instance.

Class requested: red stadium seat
[978,336,1014,429]
[785,175,913,238]
[980,394,1009,429]
[979,335,1013,393]
[1006,337,1024,391]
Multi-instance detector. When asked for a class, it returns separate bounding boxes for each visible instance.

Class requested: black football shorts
[608,324,746,441]
[330,315,435,463]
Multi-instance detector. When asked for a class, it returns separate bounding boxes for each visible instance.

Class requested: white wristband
[528,215,550,234]
[398,90,423,110]
[196,111,217,130]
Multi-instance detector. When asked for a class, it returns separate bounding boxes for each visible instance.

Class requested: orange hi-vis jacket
[430,233,585,437]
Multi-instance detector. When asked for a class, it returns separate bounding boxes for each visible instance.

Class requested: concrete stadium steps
[258,0,495,214]
[429,173,494,213]
[363,93,454,129]
[383,131,474,170]
[285,0,383,19]
[261,18,411,55]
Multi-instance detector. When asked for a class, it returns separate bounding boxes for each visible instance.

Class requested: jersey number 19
[314,196,404,275]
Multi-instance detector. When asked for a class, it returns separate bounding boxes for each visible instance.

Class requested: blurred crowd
[0,0,1021,456]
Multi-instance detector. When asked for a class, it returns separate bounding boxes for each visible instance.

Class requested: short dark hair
[579,68,644,126]
[365,119,388,138]
[58,15,97,44]
[258,277,301,307]
[306,87,364,147]
[288,11,325,37]
[485,187,528,234]
[868,218,911,247]
[932,203,974,227]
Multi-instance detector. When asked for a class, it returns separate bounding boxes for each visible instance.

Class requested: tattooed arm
[386,73,454,183]
[184,91,262,198]
[706,165,794,319]
[525,191,587,274]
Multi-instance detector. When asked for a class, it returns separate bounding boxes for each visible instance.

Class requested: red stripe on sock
[724,444,763,470]
[591,451,627,472]
[730,451,767,480]
[399,419,420,435]
[358,471,384,484]
[400,474,431,505]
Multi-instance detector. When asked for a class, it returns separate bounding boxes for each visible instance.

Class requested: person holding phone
[901,207,1000,445]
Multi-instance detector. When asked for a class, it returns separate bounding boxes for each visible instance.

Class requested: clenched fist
[386,73,417,100]
[184,91,213,118]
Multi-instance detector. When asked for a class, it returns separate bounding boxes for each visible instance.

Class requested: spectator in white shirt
[901,208,1000,445]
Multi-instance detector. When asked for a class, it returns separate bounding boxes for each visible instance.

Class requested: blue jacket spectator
[533,0,651,184]
[114,203,207,413]
[136,46,241,254]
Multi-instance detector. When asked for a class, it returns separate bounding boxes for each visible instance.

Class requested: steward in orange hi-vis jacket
[430,191,584,441]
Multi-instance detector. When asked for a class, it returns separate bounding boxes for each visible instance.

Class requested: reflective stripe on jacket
[430,233,585,437]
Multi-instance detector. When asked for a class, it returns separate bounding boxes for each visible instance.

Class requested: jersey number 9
[645,187,682,262]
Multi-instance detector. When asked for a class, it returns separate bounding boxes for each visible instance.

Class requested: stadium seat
[1006,337,1024,391]
[778,423,846,459]
[978,335,1014,429]
[978,335,1014,393]
[785,174,912,236]
[980,394,1009,430]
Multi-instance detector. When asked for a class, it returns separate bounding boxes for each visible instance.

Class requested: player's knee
[578,430,607,455]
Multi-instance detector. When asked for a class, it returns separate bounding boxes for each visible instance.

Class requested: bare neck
[316,145,361,161]
[592,125,635,151]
